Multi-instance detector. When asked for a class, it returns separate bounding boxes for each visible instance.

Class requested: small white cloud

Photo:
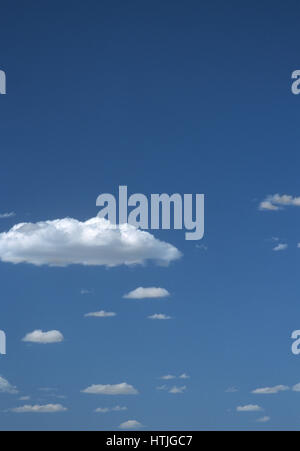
[225,387,239,393]
[169,386,186,394]
[179,373,190,379]
[10,404,67,413]
[95,405,127,413]
[0,212,16,219]
[0,217,181,267]
[82,382,138,395]
[0,376,18,394]
[22,330,64,344]
[251,385,289,395]
[84,310,116,318]
[148,313,172,320]
[259,201,280,211]
[119,420,143,429]
[273,243,288,251]
[256,416,270,423]
[19,396,30,401]
[236,405,263,412]
[80,289,93,295]
[124,287,170,299]
[160,375,176,380]
[156,385,168,390]
[292,382,300,392]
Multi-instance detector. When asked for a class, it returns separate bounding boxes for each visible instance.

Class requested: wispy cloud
[84,310,116,318]
[82,383,138,395]
[0,212,15,219]
[256,416,270,423]
[95,405,127,413]
[225,387,239,393]
[179,373,190,379]
[22,330,64,344]
[251,385,289,395]
[10,404,67,413]
[160,375,176,380]
[124,287,170,299]
[0,376,18,394]
[148,313,172,320]
[0,218,181,267]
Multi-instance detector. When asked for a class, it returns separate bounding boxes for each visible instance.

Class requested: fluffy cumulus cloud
[236,405,263,412]
[82,382,138,395]
[119,420,143,429]
[10,404,67,413]
[292,383,300,392]
[124,287,170,299]
[259,194,300,211]
[148,313,172,320]
[84,311,116,318]
[0,376,18,394]
[22,330,64,344]
[0,217,181,267]
[251,385,289,395]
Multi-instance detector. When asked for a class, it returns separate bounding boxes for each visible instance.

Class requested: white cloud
[10,403,67,413]
[22,330,64,344]
[95,405,127,413]
[0,217,181,267]
[179,373,190,379]
[0,376,18,394]
[82,382,138,395]
[259,194,300,211]
[84,311,116,318]
[80,289,93,295]
[160,375,176,380]
[236,405,263,412]
[225,387,239,393]
[124,287,170,299]
[273,243,288,251]
[292,383,300,392]
[0,212,16,219]
[251,385,289,395]
[148,313,172,320]
[156,385,168,390]
[256,416,270,423]
[119,420,143,429]
[169,385,186,394]
[19,396,30,401]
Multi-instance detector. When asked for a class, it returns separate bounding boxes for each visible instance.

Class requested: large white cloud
[0,376,18,394]
[124,287,170,299]
[10,403,67,413]
[22,330,64,344]
[0,217,181,267]
[82,382,138,395]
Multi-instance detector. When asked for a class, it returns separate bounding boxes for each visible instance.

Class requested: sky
[0,0,300,430]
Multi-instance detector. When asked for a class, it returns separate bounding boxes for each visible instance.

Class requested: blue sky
[1,0,300,430]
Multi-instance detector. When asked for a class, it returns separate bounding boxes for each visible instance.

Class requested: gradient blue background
[0,0,300,430]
